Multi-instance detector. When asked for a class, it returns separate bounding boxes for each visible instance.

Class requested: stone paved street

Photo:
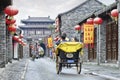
[83,62,120,80]
[0,58,120,80]
[0,59,28,80]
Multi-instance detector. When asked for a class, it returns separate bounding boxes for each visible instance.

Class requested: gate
[106,21,118,62]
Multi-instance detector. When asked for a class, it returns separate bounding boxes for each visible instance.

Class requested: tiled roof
[21,16,55,23]
[94,2,117,16]
[78,2,117,24]
[19,25,50,29]
[58,0,106,16]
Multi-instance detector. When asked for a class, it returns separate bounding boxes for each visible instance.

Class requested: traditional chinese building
[55,0,120,67]
[19,16,55,41]
[56,0,106,39]
[19,16,55,56]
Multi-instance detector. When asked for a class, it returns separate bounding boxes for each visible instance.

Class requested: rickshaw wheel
[77,63,82,74]
[56,62,60,74]
[56,56,62,74]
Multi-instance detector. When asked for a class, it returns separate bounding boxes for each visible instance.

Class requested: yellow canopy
[55,42,83,54]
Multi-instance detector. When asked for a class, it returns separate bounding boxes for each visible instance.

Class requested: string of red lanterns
[4,5,26,46]
[4,6,18,34]
[74,9,118,49]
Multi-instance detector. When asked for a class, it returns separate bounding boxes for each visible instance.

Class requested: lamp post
[93,17,103,65]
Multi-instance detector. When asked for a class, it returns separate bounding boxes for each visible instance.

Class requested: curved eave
[94,2,117,16]
[78,2,117,24]
[19,26,50,29]
[21,20,55,24]
[58,0,106,16]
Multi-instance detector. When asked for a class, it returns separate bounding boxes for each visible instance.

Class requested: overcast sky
[12,0,115,25]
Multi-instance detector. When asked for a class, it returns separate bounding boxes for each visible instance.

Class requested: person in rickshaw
[56,33,68,45]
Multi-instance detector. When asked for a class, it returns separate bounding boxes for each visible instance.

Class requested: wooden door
[106,21,118,62]
[88,28,97,61]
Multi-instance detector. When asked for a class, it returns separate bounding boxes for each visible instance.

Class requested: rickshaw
[55,42,83,74]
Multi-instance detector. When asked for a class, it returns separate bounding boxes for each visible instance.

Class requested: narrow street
[25,57,116,80]
[0,57,120,80]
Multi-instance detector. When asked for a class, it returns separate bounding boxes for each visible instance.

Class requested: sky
[12,0,115,25]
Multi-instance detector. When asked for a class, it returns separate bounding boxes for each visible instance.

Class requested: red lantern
[8,25,16,32]
[86,18,93,24]
[19,34,24,38]
[4,6,19,16]
[13,36,19,41]
[6,19,16,24]
[22,42,26,46]
[111,9,118,17]
[93,17,103,24]
[18,38,22,43]
[74,25,81,30]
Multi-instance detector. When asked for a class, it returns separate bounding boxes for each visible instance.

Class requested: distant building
[19,16,55,41]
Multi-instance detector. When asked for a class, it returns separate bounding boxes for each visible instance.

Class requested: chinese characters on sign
[84,24,94,44]
[47,37,53,48]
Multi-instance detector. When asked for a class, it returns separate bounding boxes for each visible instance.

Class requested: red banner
[83,24,94,44]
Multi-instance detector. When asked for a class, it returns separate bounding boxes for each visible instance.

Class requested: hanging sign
[47,37,53,48]
[84,24,94,44]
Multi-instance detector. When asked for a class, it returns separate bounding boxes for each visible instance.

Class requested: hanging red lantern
[93,17,103,24]
[4,6,19,16]
[111,9,118,17]
[74,25,81,30]
[19,34,24,38]
[7,25,17,32]
[13,36,19,41]
[18,38,22,43]
[86,18,93,24]
[6,19,16,24]
[22,42,26,46]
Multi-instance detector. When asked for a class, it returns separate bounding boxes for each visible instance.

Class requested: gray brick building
[55,0,120,67]
[0,0,13,67]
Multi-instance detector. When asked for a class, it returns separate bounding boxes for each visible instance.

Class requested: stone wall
[0,11,6,67]
[60,0,105,38]
[59,0,105,62]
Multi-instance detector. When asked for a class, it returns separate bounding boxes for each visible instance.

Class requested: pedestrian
[74,37,79,42]
[56,33,67,45]
[52,47,56,61]
[38,45,44,57]
[40,42,46,57]
[31,46,36,61]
